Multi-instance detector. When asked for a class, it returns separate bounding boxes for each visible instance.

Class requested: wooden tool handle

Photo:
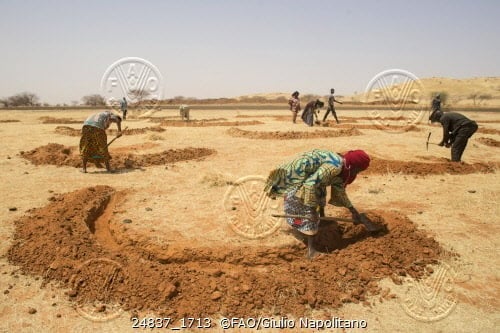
[107,126,128,147]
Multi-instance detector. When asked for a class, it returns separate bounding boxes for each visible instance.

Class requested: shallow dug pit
[54,126,166,137]
[0,119,20,123]
[20,143,215,169]
[367,157,499,176]
[8,186,446,320]
[159,120,263,127]
[477,137,500,147]
[227,127,362,139]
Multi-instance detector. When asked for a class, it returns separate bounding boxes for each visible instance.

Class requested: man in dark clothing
[431,94,441,112]
[429,110,478,162]
[323,88,343,123]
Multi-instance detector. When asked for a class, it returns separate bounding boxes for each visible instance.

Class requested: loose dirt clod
[227,127,362,139]
[20,144,216,169]
[8,186,447,320]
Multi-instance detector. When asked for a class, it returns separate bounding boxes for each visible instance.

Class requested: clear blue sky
[0,0,499,104]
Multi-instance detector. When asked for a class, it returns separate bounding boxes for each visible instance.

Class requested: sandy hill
[342,77,500,107]
[236,77,500,107]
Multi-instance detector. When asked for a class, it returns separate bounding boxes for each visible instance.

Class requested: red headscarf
[341,150,370,186]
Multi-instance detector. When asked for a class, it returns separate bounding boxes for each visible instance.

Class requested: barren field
[0,108,499,332]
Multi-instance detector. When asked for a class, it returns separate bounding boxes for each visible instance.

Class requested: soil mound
[54,126,80,136]
[227,127,362,140]
[343,116,406,121]
[0,119,20,123]
[149,117,228,123]
[8,186,445,320]
[477,127,500,135]
[108,127,165,135]
[39,116,81,124]
[274,115,407,123]
[54,126,166,137]
[477,137,500,147]
[20,144,215,169]
[159,120,263,127]
[322,122,422,131]
[367,157,498,176]
[476,119,500,124]
[236,114,280,118]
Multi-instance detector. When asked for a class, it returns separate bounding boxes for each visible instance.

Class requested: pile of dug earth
[20,144,215,169]
[226,127,361,140]
[8,186,448,320]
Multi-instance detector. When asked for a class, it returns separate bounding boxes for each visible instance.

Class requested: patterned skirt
[79,125,111,162]
[284,188,319,235]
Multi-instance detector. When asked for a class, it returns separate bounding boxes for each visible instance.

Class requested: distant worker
[179,104,190,121]
[120,97,128,120]
[301,99,324,126]
[323,88,343,123]
[429,110,478,162]
[80,111,122,173]
[288,91,301,123]
[431,94,441,112]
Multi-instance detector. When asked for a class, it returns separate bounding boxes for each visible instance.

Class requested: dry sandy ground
[0,108,499,332]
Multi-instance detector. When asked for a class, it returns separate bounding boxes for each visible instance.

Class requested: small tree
[468,93,492,106]
[82,94,106,107]
[25,92,39,106]
[0,92,40,107]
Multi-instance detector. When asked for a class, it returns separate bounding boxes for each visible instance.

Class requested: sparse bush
[82,94,106,106]
[0,92,39,107]
[467,92,492,106]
